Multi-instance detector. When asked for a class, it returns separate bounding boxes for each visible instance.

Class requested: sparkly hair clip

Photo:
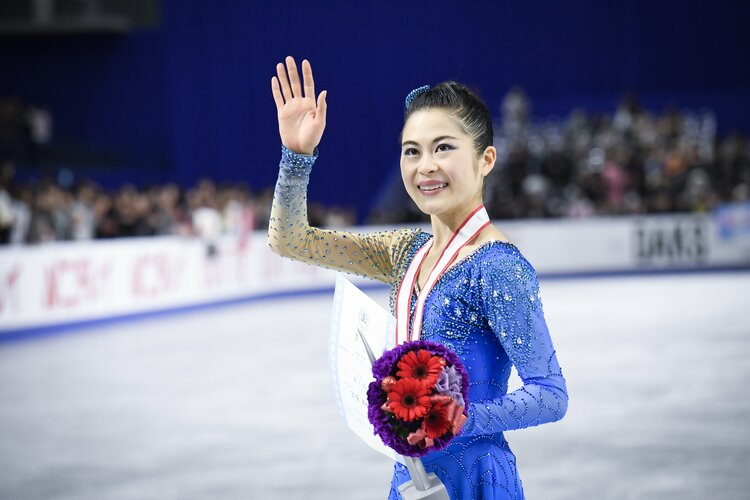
[404,85,430,109]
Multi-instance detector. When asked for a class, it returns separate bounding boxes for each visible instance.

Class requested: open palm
[271,56,327,156]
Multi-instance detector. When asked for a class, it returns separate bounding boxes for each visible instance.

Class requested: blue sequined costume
[269,147,568,500]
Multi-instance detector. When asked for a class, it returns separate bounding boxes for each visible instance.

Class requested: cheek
[400,161,414,186]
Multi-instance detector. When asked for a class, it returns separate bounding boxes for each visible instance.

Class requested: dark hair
[402,81,494,158]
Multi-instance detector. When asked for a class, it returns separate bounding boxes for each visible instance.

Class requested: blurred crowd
[0,168,245,244]
[0,164,356,245]
[369,90,750,223]
[1,91,749,245]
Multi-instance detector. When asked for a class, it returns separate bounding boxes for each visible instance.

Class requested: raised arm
[461,254,568,436]
[268,56,417,283]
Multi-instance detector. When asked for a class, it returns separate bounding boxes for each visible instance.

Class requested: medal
[395,205,490,344]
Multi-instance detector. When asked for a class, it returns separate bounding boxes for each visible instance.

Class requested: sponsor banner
[0,235,351,332]
[495,211,750,273]
[2,212,749,332]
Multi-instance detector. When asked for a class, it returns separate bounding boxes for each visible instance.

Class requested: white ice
[0,272,748,500]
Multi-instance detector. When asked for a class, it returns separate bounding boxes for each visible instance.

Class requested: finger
[286,56,302,99]
[271,76,284,109]
[316,90,327,124]
[302,59,315,99]
[276,62,292,101]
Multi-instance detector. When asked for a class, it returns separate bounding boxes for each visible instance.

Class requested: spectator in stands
[93,191,118,239]
[26,183,57,243]
[190,180,222,255]
[70,182,96,240]
[150,184,182,236]
[9,184,32,244]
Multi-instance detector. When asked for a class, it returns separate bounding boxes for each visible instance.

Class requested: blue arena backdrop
[0,0,748,221]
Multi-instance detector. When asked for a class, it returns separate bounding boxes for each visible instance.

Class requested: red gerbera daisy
[387,378,431,422]
[422,399,452,439]
[396,350,443,387]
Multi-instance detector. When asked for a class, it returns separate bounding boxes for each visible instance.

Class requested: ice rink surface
[1,271,749,500]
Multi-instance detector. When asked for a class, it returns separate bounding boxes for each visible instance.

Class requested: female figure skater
[269,56,568,500]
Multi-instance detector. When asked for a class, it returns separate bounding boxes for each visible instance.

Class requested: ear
[479,146,497,177]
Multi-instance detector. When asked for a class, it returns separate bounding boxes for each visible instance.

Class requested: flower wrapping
[367,340,470,457]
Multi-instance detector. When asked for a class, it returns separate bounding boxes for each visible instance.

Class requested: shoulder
[382,228,429,284]
[388,227,427,264]
[474,223,512,247]
[476,242,540,295]
[381,227,428,253]
[476,246,545,322]
[382,227,423,255]
[478,241,535,274]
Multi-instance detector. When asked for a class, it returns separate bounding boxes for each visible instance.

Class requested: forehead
[401,109,467,143]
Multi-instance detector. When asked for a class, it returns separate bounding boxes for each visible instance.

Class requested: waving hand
[271,56,328,156]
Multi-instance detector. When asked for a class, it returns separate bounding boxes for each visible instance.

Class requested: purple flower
[435,366,465,408]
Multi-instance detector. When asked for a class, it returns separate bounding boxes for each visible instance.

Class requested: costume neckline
[413,231,519,293]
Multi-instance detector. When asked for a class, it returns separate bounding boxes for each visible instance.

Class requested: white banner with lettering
[2,207,749,333]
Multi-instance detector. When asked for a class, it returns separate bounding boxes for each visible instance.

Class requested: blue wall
[1,0,748,218]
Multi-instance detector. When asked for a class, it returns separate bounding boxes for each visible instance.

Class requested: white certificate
[329,274,404,464]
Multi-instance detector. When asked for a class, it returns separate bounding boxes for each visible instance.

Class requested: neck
[429,203,484,250]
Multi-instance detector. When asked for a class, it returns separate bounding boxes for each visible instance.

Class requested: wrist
[281,144,318,157]
[281,144,319,170]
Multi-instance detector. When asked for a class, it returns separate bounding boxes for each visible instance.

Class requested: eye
[403,147,419,156]
[436,143,454,153]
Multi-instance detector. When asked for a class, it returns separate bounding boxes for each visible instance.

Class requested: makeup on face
[400,110,483,210]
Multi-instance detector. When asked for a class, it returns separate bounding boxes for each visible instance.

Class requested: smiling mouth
[419,183,448,192]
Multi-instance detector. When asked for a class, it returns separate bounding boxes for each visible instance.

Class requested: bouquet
[367,340,469,457]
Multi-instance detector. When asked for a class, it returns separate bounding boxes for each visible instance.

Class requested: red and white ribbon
[395,205,490,344]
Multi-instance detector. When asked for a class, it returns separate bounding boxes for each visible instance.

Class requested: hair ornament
[404,85,430,109]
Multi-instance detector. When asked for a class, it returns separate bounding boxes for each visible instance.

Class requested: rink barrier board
[1,209,749,336]
[1,264,749,344]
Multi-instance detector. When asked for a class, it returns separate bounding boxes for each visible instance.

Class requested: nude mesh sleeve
[461,255,568,436]
[267,146,417,284]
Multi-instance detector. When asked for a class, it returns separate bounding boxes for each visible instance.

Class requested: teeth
[420,183,447,191]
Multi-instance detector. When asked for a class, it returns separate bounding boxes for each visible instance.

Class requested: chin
[409,191,462,217]
[414,201,449,217]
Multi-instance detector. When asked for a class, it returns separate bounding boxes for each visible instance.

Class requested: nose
[417,155,438,175]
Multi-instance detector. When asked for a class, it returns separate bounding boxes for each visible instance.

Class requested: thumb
[317,90,327,123]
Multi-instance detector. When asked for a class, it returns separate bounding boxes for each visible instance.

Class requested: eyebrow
[401,135,459,147]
